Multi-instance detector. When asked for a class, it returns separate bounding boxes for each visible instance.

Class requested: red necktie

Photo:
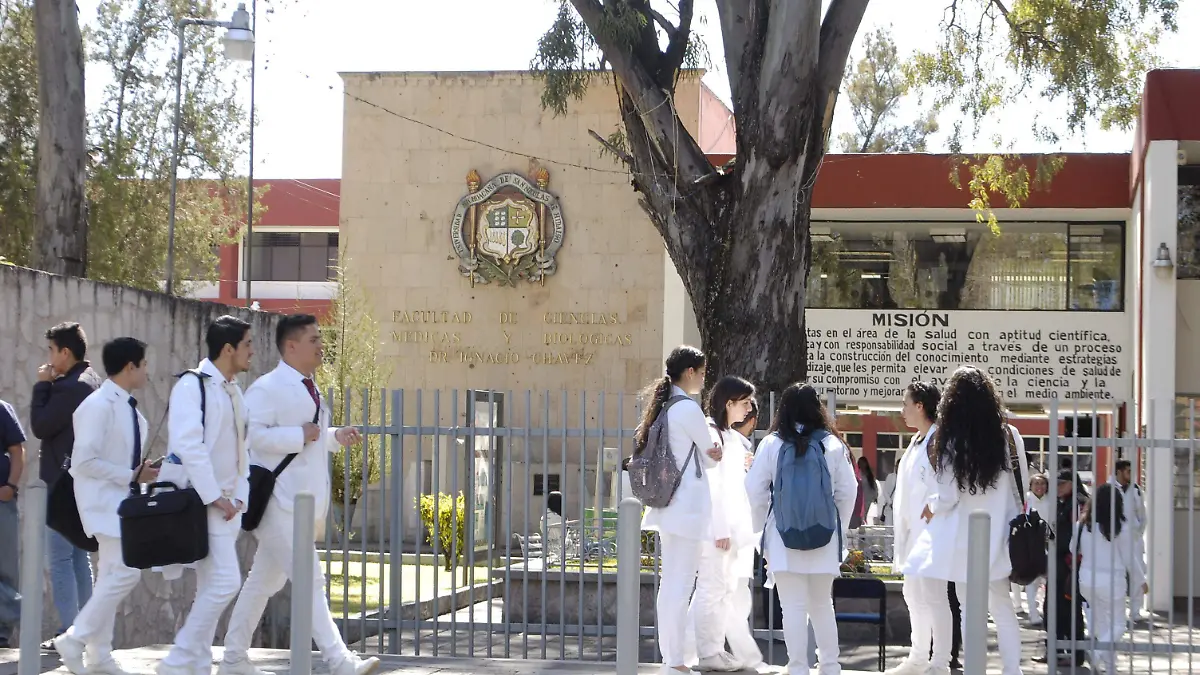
[302,377,320,409]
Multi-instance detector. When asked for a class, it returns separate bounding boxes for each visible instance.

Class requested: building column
[1138,139,1179,612]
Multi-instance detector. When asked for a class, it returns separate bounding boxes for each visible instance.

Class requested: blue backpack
[770,429,842,553]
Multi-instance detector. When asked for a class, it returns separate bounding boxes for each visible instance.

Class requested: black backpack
[1005,427,1049,585]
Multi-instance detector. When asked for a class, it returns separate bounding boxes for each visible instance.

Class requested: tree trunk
[33,0,87,277]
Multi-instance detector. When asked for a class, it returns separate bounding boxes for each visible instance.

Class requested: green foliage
[837,28,939,154]
[949,153,1067,232]
[319,247,393,509]
[418,492,467,572]
[0,1,37,265]
[0,0,261,289]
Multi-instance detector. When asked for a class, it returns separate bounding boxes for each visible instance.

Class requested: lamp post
[165,3,254,296]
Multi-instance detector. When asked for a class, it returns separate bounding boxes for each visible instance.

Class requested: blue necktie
[129,397,142,470]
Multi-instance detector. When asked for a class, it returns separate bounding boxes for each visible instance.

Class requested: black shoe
[0,638,9,649]
[949,659,962,669]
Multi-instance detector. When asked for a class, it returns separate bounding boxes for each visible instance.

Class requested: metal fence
[297,388,1198,671]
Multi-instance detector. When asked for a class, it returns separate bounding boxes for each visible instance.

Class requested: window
[807,222,1124,311]
[533,473,560,496]
[244,232,338,282]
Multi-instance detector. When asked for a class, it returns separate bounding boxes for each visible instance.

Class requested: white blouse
[703,423,759,576]
[745,429,859,579]
[903,425,1031,583]
[891,424,938,573]
[640,387,721,540]
[1071,521,1145,599]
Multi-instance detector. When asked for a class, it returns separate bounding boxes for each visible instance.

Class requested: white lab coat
[69,380,149,539]
[745,429,859,579]
[640,387,721,541]
[243,361,341,521]
[905,425,1030,583]
[892,424,937,574]
[709,424,758,562]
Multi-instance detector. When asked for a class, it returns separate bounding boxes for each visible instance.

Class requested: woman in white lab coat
[905,365,1029,675]
[888,382,953,675]
[685,376,762,672]
[638,346,722,675]
[1073,483,1145,675]
[745,383,858,675]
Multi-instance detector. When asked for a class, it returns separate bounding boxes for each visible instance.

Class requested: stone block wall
[0,265,285,647]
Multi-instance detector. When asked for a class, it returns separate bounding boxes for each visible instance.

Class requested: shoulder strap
[176,369,210,427]
[1005,426,1026,510]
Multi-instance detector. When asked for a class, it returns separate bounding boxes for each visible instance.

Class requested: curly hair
[933,365,1009,494]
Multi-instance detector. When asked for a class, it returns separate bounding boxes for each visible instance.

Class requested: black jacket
[31,361,102,485]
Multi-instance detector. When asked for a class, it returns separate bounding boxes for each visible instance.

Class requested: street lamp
[164,3,255,296]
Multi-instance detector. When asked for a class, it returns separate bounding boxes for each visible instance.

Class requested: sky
[75,0,1200,180]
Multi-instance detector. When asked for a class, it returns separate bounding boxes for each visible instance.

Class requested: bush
[418,492,466,572]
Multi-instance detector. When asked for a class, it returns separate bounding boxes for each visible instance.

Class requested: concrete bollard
[616,497,642,675]
[290,492,316,675]
[964,510,991,675]
[18,481,47,675]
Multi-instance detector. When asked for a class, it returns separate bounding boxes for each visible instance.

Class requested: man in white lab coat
[54,338,159,675]
[157,316,254,675]
[1113,459,1149,620]
[219,314,377,675]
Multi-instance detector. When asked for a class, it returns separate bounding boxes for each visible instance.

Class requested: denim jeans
[0,499,19,644]
[47,526,93,632]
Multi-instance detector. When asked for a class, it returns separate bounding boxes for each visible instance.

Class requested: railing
[13,388,1200,673]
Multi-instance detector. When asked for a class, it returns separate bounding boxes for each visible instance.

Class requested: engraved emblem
[450,167,565,286]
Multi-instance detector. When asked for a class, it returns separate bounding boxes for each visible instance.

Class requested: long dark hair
[634,345,706,450]
[768,382,843,453]
[707,376,756,431]
[858,456,877,490]
[933,365,1008,494]
[1084,483,1125,541]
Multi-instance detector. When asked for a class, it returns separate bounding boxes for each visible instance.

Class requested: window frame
[242,229,339,283]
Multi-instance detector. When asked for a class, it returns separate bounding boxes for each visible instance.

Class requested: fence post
[964,510,991,674]
[17,481,47,675]
[616,497,642,675]
[291,492,316,675]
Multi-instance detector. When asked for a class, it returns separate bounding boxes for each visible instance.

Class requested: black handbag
[46,462,99,553]
[242,399,317,532]
[117,370,210,569]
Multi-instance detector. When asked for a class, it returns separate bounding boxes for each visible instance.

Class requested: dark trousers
[1046,560,1086,657]
[949,581,961,662]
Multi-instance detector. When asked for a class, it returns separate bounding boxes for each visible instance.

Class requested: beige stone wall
[0,265,282,647]
[338,71,710,417]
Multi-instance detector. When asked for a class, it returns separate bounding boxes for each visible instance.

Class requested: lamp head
[222,3,254,61]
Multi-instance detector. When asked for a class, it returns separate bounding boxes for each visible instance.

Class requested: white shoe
[695,652,741,672]
[217,659,272,675]
[333,655,381,675]
[91,659,136,675]
[928,667,952,675]
[883,661,928,675]
[52,633,87,675]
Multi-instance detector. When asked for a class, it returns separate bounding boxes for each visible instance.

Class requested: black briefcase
[117,482,208,569]
[46,468,99,553]
[242,453,297,532]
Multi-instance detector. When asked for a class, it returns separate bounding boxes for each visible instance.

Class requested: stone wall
[0,265,287,647]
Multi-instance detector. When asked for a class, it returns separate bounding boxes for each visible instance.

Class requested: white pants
[772,572,839,674]
[1129,538,1147,616]
[1011,578,1044,621]
[1080,579,1126,674]
[657,533,703,668]
[684,541,762,666]
[163,519,243,671]
[64,535,141,663]
[955,578,1023,675]
[222,503,352,668]
[902,575,953,668]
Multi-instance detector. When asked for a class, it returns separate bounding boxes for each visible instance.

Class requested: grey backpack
[627,395,701,508]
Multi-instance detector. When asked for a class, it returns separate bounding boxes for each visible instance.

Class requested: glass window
[244,231,339,282]
[807,222,1122,311]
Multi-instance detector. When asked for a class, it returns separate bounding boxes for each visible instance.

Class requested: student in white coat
[637,346,722,675]
[1011,473,1052,625]
[905,366,1029,675]
[53,338,159,675]
[219,314,378,675]
[686,376,762,672]
[1112,459,1148,620]
[157,316,254,675]
[745,383,858,675]
[887,381,953,675]
[1072,483,1146,675]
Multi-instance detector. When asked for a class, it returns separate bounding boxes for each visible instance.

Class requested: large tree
[0,0,258,292]
[532,0,1176,391]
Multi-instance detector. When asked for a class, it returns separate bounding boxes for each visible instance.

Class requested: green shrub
[418,492,467,572]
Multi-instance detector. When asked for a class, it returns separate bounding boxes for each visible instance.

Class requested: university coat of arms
[450,168,566,286]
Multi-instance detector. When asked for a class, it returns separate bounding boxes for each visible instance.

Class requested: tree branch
[989,0,1060,52]
[804,0,870,176]
[713,0,756,112]
[588,128,634,165]
[660,0,693,81]
[644,6,677,39]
